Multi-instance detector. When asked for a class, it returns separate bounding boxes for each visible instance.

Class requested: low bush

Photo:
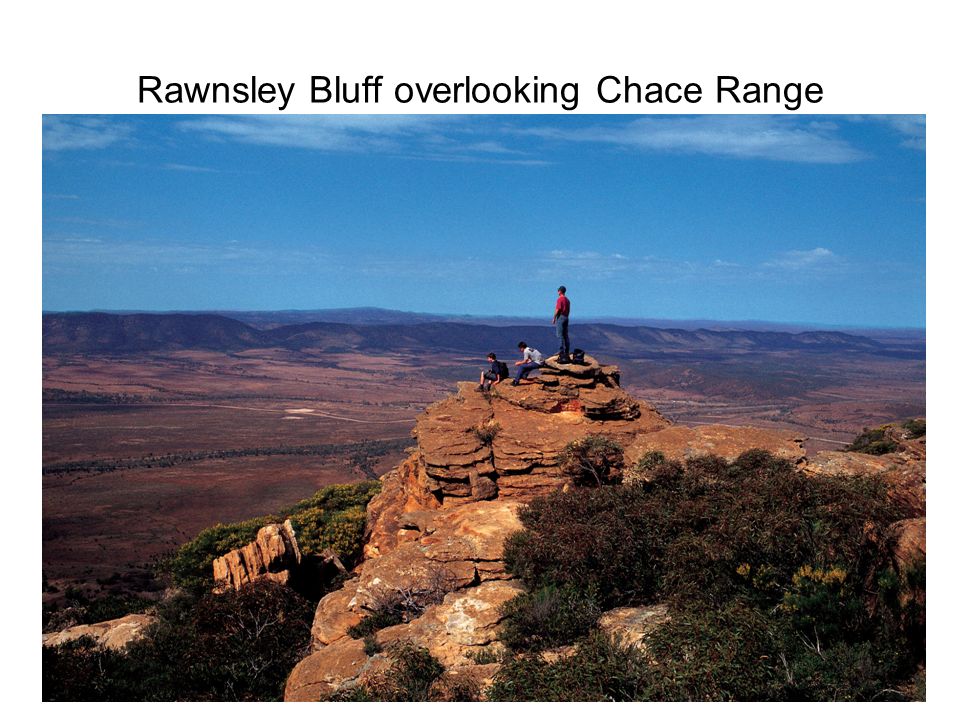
[487,632,648,701]
[498,585,601,651]
[847,427,899,455]
[557,435,624,487]
[472,419,501,445]
[902,418,926,439]
[506,451,898,610]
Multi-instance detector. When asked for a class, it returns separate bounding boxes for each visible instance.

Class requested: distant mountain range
[42,311,925,360]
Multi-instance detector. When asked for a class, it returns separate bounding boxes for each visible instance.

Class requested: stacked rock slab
[404,356,669,506]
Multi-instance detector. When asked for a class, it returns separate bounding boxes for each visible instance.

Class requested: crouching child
[479,353,508,392]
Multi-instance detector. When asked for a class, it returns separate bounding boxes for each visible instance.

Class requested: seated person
[479,352,505,391]
[512,342,544,386]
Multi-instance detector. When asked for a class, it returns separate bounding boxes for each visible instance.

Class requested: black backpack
[497,361,510,379]
[571,348,586,364]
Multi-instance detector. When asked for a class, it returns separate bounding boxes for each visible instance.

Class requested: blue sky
[42,114,925,327]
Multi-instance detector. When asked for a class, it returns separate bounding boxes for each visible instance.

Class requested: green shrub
[496,448,922,701]
[902,418,926,439]
[557,435,624,487]
[847,427,899,455]
[161,481,380,593]
[504,485,660,607]
[639,601,788,701]
[498,585,601,651]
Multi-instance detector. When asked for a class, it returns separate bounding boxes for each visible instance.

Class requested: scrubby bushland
[160,480,380,593]
[506,450,898,608]
[557,435,624,487]
[43,591,154,633]
[494,450,923,701]
[43,581,314,701]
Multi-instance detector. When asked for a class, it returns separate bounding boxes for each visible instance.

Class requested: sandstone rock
[886,518,926,611]
[625,424,805,466]
[598,604,671,651]
[804,450,901,477]
[212,519,303,592]
[284,638,373,701]
[310,578,363,648]
[288,581,522,700]
[375,580,524,667]
[42,613,155,652]
[805,450,925,518]
[888,517,925,570]
[309,501,524,653]
[469,470,499,500]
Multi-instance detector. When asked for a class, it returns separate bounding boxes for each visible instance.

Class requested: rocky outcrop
[212,520,303,592]
[624,424,805,466]
[397,356,669,511]
[597,604,671,651]
[284,357,926,701]
[42,613,155,652]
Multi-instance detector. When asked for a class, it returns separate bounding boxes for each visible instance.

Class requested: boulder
[42,613,155,652]
[598,604,671,651]
[374,580,524,666]
[284,638,374,701]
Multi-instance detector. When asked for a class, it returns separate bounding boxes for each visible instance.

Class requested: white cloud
[43,117,131,151]
[175,115,549,165]
[520,116,868,164]
[161,163,217,173]
[880,115,925,150]
[762,247,840,270]
[178,115,444,153]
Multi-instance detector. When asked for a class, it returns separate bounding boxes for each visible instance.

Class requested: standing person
[512,342,544,386]
[478,352,506,392]
[552,285,571,362]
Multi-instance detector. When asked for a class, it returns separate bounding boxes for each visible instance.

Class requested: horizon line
[41,306,926,332]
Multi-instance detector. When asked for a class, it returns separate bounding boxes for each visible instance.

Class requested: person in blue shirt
[478,352,504,392]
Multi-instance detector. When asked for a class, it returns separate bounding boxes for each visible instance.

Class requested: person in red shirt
[552,285,571,362]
